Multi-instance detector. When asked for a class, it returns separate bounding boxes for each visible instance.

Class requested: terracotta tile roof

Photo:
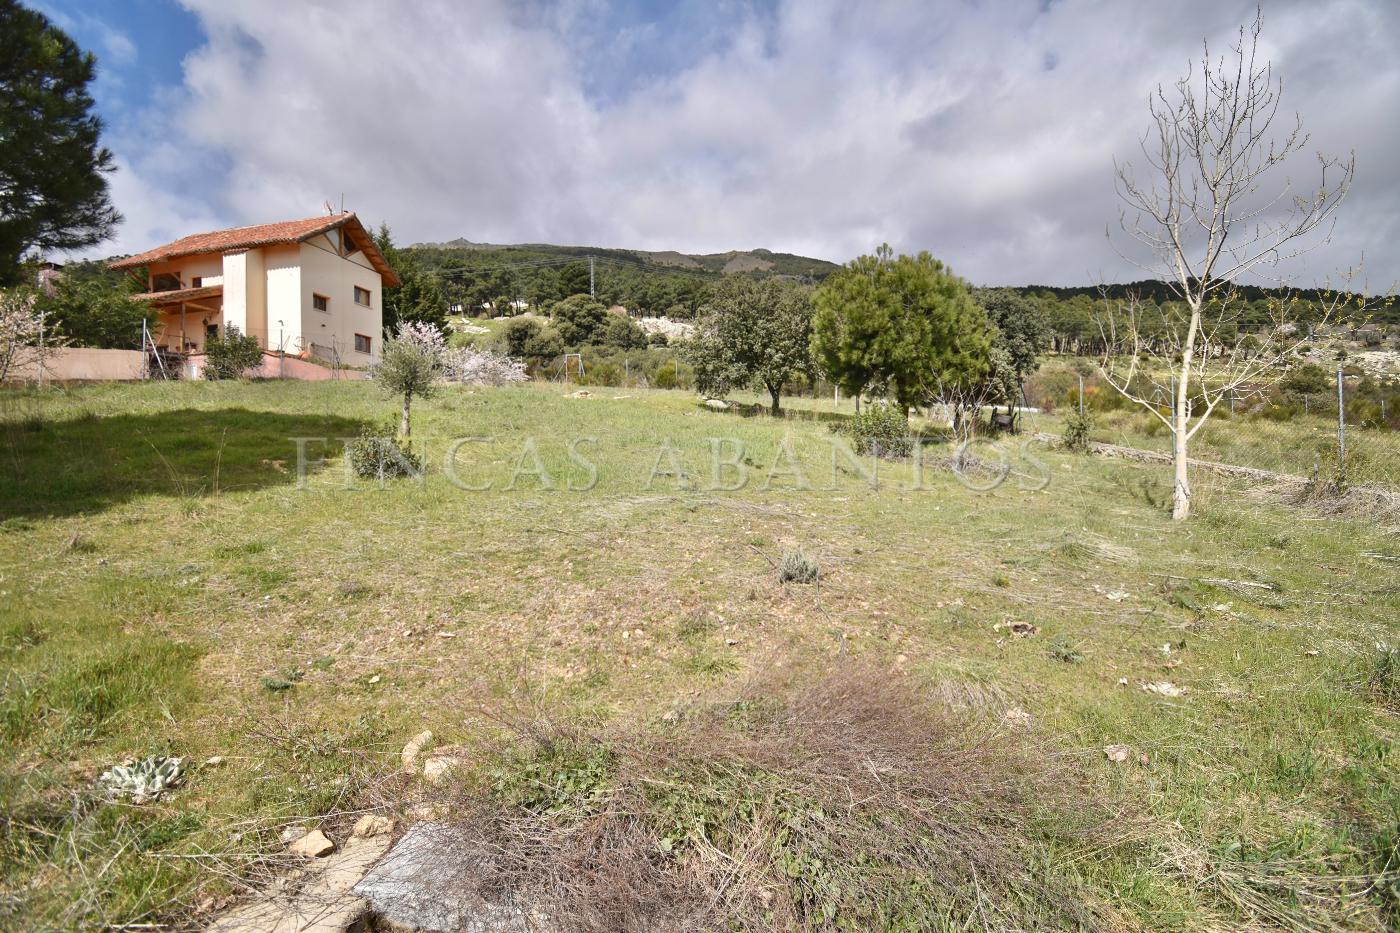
[110,212,401,286]
[130,284,224,305]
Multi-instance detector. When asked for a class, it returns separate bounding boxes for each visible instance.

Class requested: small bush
[347,423,422,480]
[1281,362,1333,396]
[653,358,681,389]
[1048,635,1085,664]
[1062,410,1094,452]
[847,403,911,458]
[601,315,648,350]
[777,549,819,584]
[203,324,263,380]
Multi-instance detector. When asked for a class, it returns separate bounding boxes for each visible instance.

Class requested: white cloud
[94,0,1400,288]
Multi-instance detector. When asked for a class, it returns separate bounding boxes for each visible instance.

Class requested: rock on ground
[354,814,396,838]
[288,829,336,858]
[354,823,546,932]
[209,834,393,933]
[401,730,434,773]
[421,746,471,786]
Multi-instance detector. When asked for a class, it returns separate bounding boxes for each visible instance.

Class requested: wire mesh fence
[1021,364,1400,492]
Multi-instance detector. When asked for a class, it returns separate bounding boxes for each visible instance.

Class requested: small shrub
[847,403,911,458]
[1281,362,1333,396]
[347,422,422,480]
[777,550,819,584]
[501,317,543,357]
[653,358,680,389]
[260,667,304,692]
[203,324,263,380]
[1048,635,1085,664]
[1062,410,1094,452]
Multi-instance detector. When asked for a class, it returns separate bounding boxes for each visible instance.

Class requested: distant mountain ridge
[407,237,841,280]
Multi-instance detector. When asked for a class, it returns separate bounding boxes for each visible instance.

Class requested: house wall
[7,348,147,382]
[220,252,250,337]
[145,255,224,290]
[296,236,382,364]
[263,244,303,354]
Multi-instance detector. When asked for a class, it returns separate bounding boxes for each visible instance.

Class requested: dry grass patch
[436,664,1127,931]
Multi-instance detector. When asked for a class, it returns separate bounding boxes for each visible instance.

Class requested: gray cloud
[97,0,1400,289]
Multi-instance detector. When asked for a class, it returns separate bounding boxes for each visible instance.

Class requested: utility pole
[588,257,595,299]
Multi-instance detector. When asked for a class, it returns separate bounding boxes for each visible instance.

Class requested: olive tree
[374,321,445,436]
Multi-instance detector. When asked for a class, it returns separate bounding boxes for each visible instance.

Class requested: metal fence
[1024,367,1400,492]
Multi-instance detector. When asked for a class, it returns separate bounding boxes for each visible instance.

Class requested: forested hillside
[388,233,1393,354]
[400,238,838,320]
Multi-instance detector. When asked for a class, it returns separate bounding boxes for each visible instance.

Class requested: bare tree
[1104,7,1356,520]
[0,289,60,383]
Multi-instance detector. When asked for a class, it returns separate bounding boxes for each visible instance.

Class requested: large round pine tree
[0,0,121,285]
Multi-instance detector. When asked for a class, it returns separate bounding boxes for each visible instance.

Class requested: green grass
[0,378,1397,929]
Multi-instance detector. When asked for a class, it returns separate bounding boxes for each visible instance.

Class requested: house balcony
[131,284,227,352]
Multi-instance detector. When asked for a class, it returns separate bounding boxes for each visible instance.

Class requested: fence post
[1078,374,1084,416]
[1337,367,1346,482]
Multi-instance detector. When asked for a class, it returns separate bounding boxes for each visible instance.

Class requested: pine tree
[0,1,120,284]
[812,246,991,412]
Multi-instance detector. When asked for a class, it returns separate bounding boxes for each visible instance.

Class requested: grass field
[1,379,1397,930]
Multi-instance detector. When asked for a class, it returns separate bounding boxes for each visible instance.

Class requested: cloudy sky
[34,0,1400,288]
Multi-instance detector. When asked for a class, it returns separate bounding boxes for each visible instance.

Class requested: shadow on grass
[692,400,955,444]
[0,407,367,519]
[694,399,853,426]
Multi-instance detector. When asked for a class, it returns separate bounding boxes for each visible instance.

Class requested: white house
[110,212,399,366]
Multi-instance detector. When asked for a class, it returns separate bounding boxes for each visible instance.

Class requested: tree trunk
[768,384,782,417]
[401,391,412,438]
[1171,304,1202,521]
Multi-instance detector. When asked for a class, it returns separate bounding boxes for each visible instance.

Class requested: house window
[205,323,219,341]
[354,333,372,354]
[191,276,203,288]
[354,286,371,307]
[152,272,181,291]
[313,293,330,312]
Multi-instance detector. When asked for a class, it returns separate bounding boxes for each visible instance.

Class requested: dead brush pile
[443,666,1122,931]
